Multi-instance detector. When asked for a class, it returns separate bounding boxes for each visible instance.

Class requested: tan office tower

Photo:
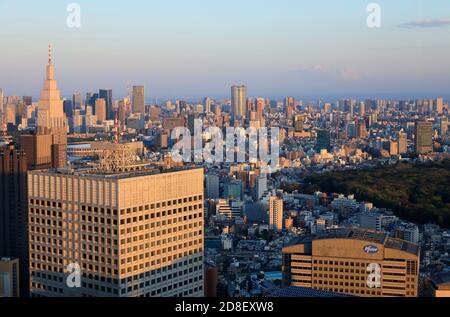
[269,196,283,232]
[441,117,448,141]
[282,228,420,297]
[256,98,265,122]
[28,163,204,297]
[436,97,444,114]
[95,98,107,123]
[132,86,145,114]
[20,133,53,170]
[36,45,67,168]
[231,85,246,119]
[398,131,408,154]
[415,121,433,154]
[0,89,4,112]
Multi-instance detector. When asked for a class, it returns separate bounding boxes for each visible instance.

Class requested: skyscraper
[256,98,265,122]
[398,131,408,154]
[436,97,444,114]
[36,45,67,168]
[72,93,83,110]
[0,143,29,296]
[254,175,268,200]
[132,86,145,114]
[0,88,4,112]
[99,89,113,119]
[203,97,212,113]
[294,115,305,132]
[356,119,368,139]
[441,117,448,141]
[28,163,204,297]
[0,89,5,135]
[269,196,283,232]
[231,85,246,119]
[316,129,331,153]
[205,173,220,200]
[359,101,366,117]
[63,100,73,119]
[95,98,107,123]
[415,121,433,154]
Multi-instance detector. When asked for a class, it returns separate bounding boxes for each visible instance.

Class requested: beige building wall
[28,167,204,297]
[95,98,106,123]
[269,196,283,232]
[283,233,420,297]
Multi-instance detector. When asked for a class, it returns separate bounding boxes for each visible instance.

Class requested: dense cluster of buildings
[1,47,449,297]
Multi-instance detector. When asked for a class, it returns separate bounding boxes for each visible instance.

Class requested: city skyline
[1,1,450,303]
[1,0,450,99]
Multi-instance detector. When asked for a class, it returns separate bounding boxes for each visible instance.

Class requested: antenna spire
[48,44,52,64]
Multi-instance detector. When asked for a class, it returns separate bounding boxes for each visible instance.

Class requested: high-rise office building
[20,133,53,170]
[63,100,73,119]
[72,93,83,110]
[86,92,99,113]
[315,129,331,153]
[398,131,408,154]
[436,97,444,114]
[118,100,127,124]
[0,257,20,297]
[99,89,113,120]
[294,115,305,132]
[415,121,433,154]
[254,175,268,201]
[0,144,29,296]
[246,98,253,118]
[256,98,265,122]
[36,45,67,168]
[0,89,5,135]
[224,180,243,201]
[205,173,220,200]
[440,117,448,141]
[0,88,4,112]
[269,196,283,232]
[28,163,204,297]
[95,98,107,123]
[132,86,145,114]
[282,228,420,297]
[359,102,366,117]
[356,119,368,138]
[231,85,246,119]
[285,97,295,109]
[203,97,212,113]
[285,97,295,120]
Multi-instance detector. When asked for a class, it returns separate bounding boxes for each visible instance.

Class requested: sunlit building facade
[28,166,204,297]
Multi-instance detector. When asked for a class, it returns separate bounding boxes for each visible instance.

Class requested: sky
[0,0,450,101]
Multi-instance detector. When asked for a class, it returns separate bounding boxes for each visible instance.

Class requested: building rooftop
[286,228,420,256]
[32,165,203,180]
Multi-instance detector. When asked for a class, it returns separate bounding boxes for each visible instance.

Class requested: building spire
[48,44,52,64]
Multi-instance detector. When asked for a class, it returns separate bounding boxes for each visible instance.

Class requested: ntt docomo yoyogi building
[282,228,420,297]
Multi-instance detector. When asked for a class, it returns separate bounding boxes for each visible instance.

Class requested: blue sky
[0,0,450,100]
